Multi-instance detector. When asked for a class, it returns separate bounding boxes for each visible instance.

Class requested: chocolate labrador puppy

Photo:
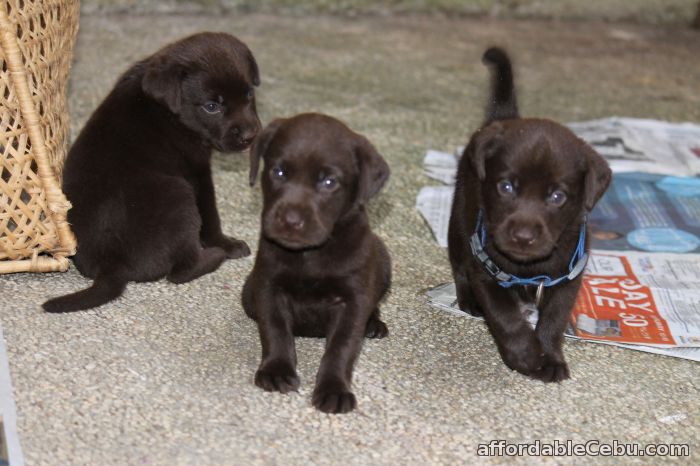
[448,47,611,382]
[242,113,391,414]
[43,32,261,313]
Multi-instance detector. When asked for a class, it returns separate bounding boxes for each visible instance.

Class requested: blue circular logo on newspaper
[656,176,700,197]
[627,227,700,253]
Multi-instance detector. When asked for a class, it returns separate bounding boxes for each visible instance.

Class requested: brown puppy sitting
[43,33,261,313]
[448,48,611,382]
[242,113,391,414]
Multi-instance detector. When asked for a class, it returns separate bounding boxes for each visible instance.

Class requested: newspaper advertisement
[0,325,23,466]
[418,118,700,362]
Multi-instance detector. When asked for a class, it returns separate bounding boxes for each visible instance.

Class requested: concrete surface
[2,12,700,466]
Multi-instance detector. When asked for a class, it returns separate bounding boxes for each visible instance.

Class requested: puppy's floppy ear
[249,119,284,186]
[142,56,187,114]
[354,134,390,203]
[245,47,261,87]
[468,122,504,181]
[582,145,612,211]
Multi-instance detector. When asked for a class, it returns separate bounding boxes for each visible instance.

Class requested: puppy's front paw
[255,361,299,394]
[466,306,484,318]
[501,335,544,376]
[208,235,250,259]
[365,317,388,339]
[531,357,570,383]
[312,380,356,414]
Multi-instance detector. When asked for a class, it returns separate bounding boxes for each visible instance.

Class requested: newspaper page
[419,168,700,254]
[0,325,23,466]
[589,173,700,253]
[567,117,700,176]
[417,149,460,248]
[416,186,453,248]
[418,118,700,362]
[574,251,700,348]
[422,118,700,181]
[426,277,700,363]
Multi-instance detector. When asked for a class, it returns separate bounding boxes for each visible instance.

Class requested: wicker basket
[0,0,79,273]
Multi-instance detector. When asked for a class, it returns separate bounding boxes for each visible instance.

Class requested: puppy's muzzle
[510,223,540,247]
[222,122,260,152]
[277,208,305,232]
[495,216,552,261]
[264,203,329,250]
[233,125,258,149]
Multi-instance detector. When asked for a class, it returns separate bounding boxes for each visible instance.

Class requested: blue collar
[469,210,588,290]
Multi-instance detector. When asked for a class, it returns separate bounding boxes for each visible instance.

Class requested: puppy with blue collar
[448,48,611,382]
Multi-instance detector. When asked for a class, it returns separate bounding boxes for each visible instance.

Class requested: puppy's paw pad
[531,361,570,383]
[254,369,300,394]
[365,318,388,339]
[312,390,357,414]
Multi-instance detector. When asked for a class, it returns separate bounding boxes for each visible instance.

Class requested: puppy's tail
[482,47,519,124]
[42,272,127,313]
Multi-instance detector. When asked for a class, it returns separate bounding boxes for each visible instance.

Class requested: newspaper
[418,118,700,362]
[418,168,700,253]
[416,185,453,248]
[589,172,700,253]
[0,325,23,466]
[567,117,700,176]
[421,117,700,180]
[426,281,700,363]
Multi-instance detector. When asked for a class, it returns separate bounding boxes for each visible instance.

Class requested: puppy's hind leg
[167,246,227,284]
[365,244,390,339]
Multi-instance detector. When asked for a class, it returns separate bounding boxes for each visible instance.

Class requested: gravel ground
[2,12,700,466]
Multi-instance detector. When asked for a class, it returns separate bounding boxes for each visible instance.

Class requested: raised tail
[42,272,127,313]
[482,47,519,124]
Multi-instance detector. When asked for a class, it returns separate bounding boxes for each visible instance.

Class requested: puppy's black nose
[235,127,257,147]
[280,210,305,231]
[510,226,537,245]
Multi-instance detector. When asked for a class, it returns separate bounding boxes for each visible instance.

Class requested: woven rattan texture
[0,0,78,273]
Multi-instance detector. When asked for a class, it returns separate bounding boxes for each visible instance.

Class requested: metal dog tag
[535,281,545,308]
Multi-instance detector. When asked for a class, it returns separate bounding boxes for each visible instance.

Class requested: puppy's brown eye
[271,166,285,180]
[497,180,515,196]
[202,102,221,114]
[319,176,338,191]
[547,190,567,206]
[246,89,254,99]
